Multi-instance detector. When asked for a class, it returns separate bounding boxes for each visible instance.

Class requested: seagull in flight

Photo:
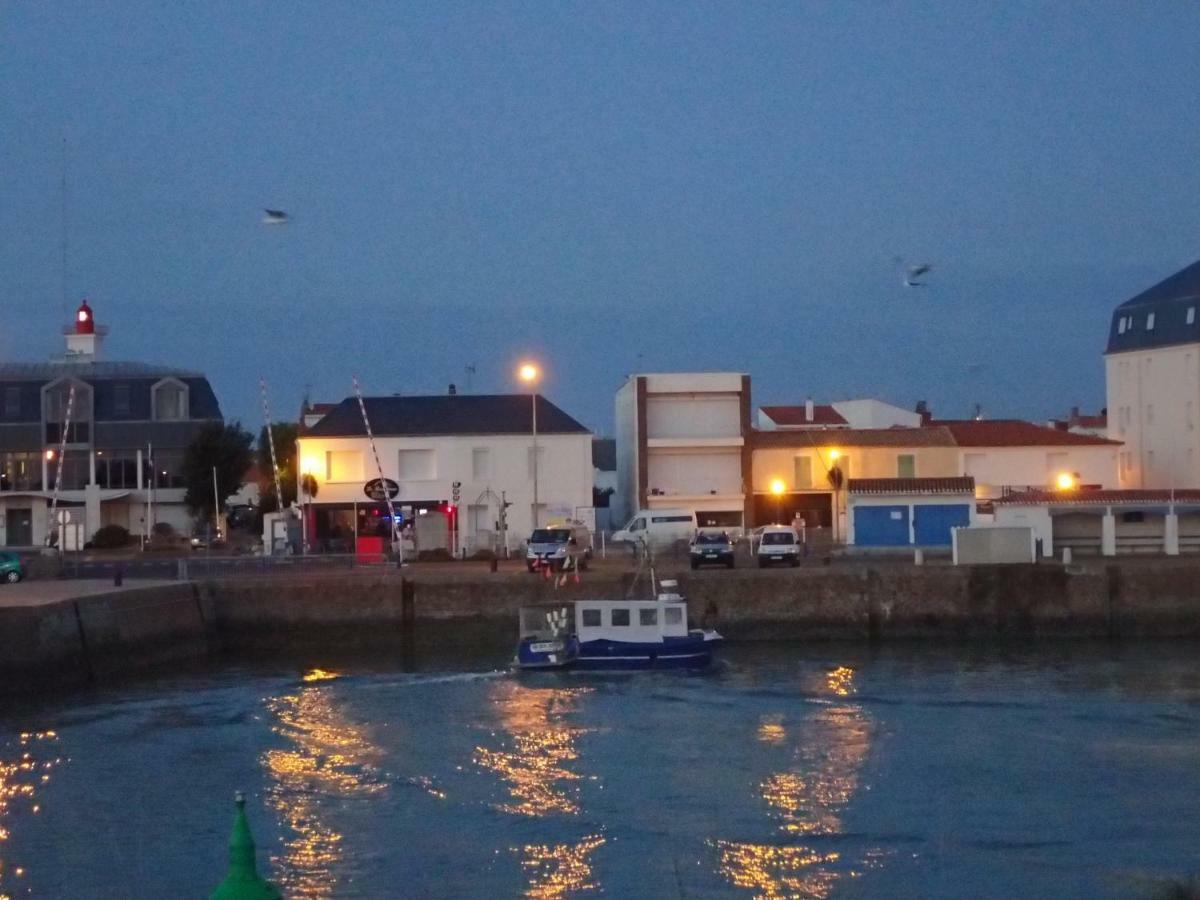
[904,263,933,287]
[262,209,290,225]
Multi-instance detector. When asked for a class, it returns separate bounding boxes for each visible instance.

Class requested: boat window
[664,607,683,626]
[581,609,601,627]
[639,608,658,626]
[611,608,630,626]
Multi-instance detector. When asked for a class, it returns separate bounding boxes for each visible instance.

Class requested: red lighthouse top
[75,299,95,334]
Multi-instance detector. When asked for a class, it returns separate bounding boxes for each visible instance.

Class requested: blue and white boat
[516,581,723,671]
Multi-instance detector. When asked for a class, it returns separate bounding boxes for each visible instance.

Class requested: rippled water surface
[1,642,1199,899]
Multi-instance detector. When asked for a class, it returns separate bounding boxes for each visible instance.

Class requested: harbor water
[0,641,1197,898]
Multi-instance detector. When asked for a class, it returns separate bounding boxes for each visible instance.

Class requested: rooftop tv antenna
[465,364,476,393]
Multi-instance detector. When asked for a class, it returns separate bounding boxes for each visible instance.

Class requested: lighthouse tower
[64,299,107,359]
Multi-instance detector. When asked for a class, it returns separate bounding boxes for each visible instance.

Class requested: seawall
[3,563,1200,695]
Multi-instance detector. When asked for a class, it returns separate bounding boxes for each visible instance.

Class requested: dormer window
[1118,318,1126,335]
[152,379,189,421]
[1146,312,1155,331]
[1188,307,1196,326]
[43,379,92,444]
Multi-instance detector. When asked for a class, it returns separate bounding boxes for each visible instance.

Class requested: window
[468,504,490,534]
[47,450,89,490]
[471,447,490,480]
[1122,511,1144,524]
[398,449,435,480]
[652,515,693,523]
[44,381,91,443]
[526,446,545,479]
[0,452,42,491]
[3,387,19,418]
[628,518,646,532]
[639,608,658,626]
[664,607,683,626]
[794,456,813,488]
[326,450,364,482]
[611,608,630,626]
[1189,307,1196,326]
[153,450,186,489]
[582,609,601,627]
[95,453,139,489]
[1118,318,1127,335]
[153,382,187,421]
[897,454,915,478]
[1146,312,1155,331]
[113,384,131,416]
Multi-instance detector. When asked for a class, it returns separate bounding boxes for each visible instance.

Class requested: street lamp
[770,478,786,524]
[517,362,542,528]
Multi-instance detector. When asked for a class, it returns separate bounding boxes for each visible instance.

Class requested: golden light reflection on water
[473,682,593,818]
[262,684,386,899]
[719,666,882,899]
[518,834,606,900]
[0,731,62,900]
[475,682,603,897]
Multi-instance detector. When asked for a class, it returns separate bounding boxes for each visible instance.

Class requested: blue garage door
[913,504,971,546]
[854,505,910,546]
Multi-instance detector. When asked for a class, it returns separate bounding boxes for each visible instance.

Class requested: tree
[256,422,299,515]
[183,421,255,520]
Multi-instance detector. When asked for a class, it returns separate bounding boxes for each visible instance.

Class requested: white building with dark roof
[296,392,592,555]
[1106,259,1200,488]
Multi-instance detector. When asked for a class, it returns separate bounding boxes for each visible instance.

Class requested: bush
[91,525,130,549]
[417,548,454,562]
[152,522,176,538]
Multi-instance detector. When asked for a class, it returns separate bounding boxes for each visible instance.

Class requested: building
[847,477,977,548]
[1048,406,1107,438]
[0,300,223,547]
[614,373,751,530]
[296,393,592,555]
[757,397,921,431]
[995,489,1200,557]
[1105,258,1200,488]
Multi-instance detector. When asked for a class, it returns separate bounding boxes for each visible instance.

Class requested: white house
[614,372,751,531]
[758,397,921,431]
[296,393,592,556]
[1105,258,1200,488]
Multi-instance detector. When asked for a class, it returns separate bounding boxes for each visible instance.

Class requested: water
[1,642,1198,899]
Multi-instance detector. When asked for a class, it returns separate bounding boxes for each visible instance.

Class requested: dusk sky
[3,2,1199,435]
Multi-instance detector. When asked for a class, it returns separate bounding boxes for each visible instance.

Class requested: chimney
[804,397,814,422]
[915,400,931,425]
[448,383,457,396]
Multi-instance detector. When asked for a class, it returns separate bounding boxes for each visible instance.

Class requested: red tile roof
[752,426,957,449]
[931,419,1120,447]
[849,477,975,495]
[760,404,848,427]
[996,489,1200,505]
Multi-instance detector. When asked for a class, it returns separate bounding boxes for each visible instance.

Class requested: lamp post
[518,362,542,529]
[769,478,786,525]
[828,449,842,543]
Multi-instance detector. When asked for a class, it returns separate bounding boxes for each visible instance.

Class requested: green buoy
[209,791,282,900]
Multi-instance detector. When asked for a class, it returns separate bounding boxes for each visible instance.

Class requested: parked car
[190,528,225,551]
[690,532,736,569]
[612,508,697,548]
[0,551,25,584]
[526,520,592,572]
[756,525,801,568]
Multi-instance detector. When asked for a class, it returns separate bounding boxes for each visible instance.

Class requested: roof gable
[306,394,590,438]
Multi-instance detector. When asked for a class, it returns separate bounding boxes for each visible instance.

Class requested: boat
[515,580,723,671]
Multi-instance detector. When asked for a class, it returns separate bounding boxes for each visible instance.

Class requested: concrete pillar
[88,449,97,486]
[136,448,144,490]
[84,483,101,542]
[1164,512,1180,556]
[1062,546,1073,565]
[914,547,924,566]
[1101,510,1117,557]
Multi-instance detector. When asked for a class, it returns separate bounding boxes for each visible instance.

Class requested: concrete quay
[2,559,1200,695]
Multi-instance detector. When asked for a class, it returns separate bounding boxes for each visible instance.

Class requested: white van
[755,524,801,568]
[612,509,697,547]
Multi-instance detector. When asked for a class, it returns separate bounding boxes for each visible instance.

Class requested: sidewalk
[0,579,177,608]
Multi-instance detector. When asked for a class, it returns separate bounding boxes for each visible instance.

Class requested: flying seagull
[904,263,932,287]
[262,209,290,225]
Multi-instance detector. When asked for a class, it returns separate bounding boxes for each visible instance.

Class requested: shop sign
[363,478,400,501]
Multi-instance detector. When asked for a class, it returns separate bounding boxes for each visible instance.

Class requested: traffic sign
[55,509,72,524]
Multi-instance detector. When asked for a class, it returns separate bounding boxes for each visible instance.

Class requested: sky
[3,1,1199,435]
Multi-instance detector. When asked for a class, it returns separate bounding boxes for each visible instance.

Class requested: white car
[756,525,801,568]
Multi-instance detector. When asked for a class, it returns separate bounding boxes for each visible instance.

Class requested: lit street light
[517,362,542,528]
[1056,472,1077,491]
[770,478,786,524]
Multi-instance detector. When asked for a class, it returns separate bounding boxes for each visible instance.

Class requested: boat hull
[574,632,720,671]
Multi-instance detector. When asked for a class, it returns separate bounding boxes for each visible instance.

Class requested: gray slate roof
[0,360,203,379]
[306,394,590,438]
[1106,259,1200,355]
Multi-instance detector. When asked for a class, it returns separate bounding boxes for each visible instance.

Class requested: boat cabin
[575,600,690,643]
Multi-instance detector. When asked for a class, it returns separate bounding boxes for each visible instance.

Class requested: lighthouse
[64,298,107,359]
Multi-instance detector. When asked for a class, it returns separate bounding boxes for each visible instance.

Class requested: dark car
[690,531,736,570]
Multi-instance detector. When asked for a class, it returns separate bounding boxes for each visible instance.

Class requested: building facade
[1105,259,1200,488]
[0,300,223,547]
[297,393,592,555]
[614,373,751,531]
